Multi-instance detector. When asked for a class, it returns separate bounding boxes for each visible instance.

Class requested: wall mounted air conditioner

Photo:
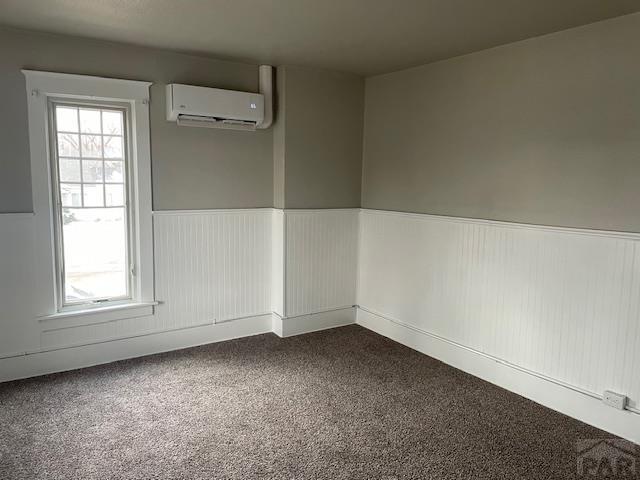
[166,65,273,131]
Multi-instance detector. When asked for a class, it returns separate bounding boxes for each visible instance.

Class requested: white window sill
[38,301,158,330]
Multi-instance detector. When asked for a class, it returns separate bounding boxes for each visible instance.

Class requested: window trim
[23,70,154,320]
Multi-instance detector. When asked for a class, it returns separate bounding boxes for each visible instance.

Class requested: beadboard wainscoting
[0,208,360,379]
[285,209,359,316]
[272,209,359,336]
[154,209,273,328]
[357,208,640,442]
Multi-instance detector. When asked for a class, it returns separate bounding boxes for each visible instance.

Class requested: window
[23,70,154,320]
[51,103,131,306]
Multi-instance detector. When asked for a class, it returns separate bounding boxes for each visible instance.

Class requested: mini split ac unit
[166,65,273,131]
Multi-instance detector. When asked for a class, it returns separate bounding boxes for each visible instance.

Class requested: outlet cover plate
[603,390,627,410]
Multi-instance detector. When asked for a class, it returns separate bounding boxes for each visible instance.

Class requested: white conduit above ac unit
[256,65,273,129]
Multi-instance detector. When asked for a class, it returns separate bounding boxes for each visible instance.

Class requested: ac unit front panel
[168,84,264,123]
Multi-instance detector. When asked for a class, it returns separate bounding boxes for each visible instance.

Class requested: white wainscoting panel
[154,209,272,329]
[285,209,359,317]
[358,209,640,410]
[0,214,39,357]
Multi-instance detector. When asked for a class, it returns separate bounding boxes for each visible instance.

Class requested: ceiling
[0,0,639,76]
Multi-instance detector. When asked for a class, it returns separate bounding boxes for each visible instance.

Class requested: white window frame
[23,71,155,323]
[50,99,135,309]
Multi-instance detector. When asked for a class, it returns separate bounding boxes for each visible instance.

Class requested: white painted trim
[361,208,640,240]
[153,208,275,216]
[271,209,285,316]
[214,312,272,324]
[21,70,151,100]
[282,209,288,316]
[284,208,361,213]
[355,208,362,310]
[0,212,35,219]
[356,307,640,445]
[272,306,356,338]
[282,305,357,319]
[38,302,158,330]
[0,314,272,383]
[151,208,361,216]
[152,207,640,240]
[22,70,155,323]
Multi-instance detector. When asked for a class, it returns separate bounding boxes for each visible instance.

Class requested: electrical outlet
[603,390,627,410]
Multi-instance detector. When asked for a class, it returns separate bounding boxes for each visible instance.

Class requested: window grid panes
[56,107,125,209]
[53,104,130,305]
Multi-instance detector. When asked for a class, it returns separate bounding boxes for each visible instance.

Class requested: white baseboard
[0,314,273,383]
[356,307,640,445]
[0,308,358,382]
[272,307,356,337]
[8,299,636,444]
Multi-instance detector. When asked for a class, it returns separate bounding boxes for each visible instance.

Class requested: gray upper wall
[0,27,273,213]
[362,13,640,232]
[277,66,364,209]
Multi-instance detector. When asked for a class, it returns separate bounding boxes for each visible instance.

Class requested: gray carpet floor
[0,325,629,479]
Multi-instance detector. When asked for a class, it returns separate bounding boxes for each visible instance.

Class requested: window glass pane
[56,107,78,132]
[58,133,79,156]
[102,111,122,135]
[103,136,123,158]
[79,109,101,133]
[59,158,81,182]
[60,183,82,207]
[105,184,125,206]
[83,184,104,207]
[62,207,128,301]
[82,160,103,183]
[81,135,102,158]
[104,161,124,183]
[52,104,129,306]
